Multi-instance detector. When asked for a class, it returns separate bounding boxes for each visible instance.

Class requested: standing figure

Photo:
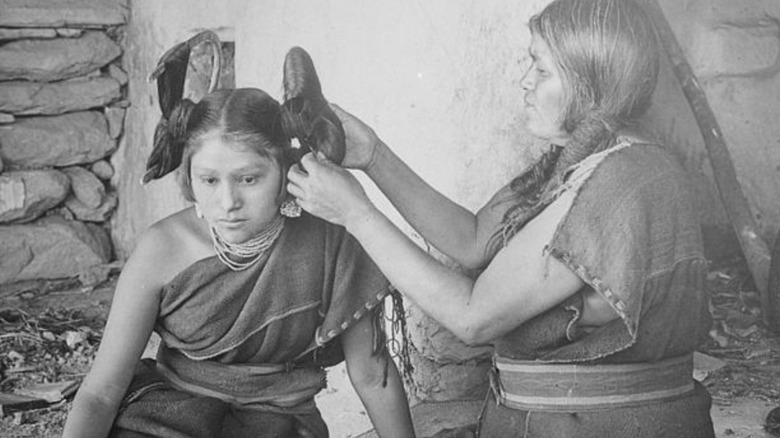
[287,0,715,436]
[62,33,414,438]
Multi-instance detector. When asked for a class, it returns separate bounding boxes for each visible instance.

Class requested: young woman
[287,0,715,436]
[62,37,414,438]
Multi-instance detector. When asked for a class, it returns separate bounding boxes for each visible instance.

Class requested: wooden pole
[641,0,773,326]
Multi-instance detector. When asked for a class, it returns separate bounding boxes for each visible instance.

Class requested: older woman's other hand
[287,152,375,228]
[330,104,382,172]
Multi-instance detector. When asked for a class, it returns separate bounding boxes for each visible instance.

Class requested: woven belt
[156,345,325,412]
[491,353,694,412]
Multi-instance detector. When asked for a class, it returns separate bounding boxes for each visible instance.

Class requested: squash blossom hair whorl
[281,46,346,164]
[493,0,660,253]
[143,30,222,185]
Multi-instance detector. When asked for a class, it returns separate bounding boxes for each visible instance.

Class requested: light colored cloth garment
[480,141,715,437]
[111,213,392,438]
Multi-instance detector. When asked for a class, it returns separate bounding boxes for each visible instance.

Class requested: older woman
[287,0,715,436]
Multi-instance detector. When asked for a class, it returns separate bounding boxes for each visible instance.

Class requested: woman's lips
[218,219,247,228]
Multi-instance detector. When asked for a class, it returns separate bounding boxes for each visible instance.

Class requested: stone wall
[0,0,128,285]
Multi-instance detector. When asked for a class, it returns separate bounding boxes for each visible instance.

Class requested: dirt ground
[0,256,778,437]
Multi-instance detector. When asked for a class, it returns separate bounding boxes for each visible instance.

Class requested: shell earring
[280,197,301,218]
[194,203,204,219]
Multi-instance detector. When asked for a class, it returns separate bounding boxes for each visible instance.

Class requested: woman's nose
[220,183,242,211]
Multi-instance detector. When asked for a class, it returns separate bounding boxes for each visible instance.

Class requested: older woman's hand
[287,152,376,228]
[330,104,382,172]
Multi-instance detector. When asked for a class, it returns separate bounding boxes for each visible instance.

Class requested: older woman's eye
[241,175,257,185]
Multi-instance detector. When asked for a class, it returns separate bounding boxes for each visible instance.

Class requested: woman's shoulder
[603,135,684,175]
[142,207,205,249]
[127,207,212,284]
[576,137,688,197]
[288,211,349,239]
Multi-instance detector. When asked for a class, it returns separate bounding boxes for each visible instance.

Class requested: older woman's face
[520,34,570,146]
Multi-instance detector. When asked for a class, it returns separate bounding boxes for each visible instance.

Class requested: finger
[299,152,321,171]
[294,197,313,214]
[285,181,305,200]
[314,150,331,163]
[286,163,308,183]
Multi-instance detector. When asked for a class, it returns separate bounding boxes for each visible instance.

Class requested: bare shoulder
[123,207,212,289]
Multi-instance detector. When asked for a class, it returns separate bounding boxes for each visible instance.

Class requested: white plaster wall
[234,0,549,227]
[115,0,555,258]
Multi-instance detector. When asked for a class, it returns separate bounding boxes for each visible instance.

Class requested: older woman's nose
[519,66,535,91]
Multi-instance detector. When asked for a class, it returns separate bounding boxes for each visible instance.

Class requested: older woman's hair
[532,0,660,168]
[494,0,660,253]
[177,88,292,202]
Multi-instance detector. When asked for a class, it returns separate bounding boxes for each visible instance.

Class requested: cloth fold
[156,212,391,364]
[495,142,711,364]
[484,141,714,437]
[156,344,326,413]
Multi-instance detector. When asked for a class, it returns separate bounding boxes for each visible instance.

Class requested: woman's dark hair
[490,0,661,254]
[176,88,292,202]
[143,38,341,204]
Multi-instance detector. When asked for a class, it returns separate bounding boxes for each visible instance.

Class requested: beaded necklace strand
[209,214,285,271]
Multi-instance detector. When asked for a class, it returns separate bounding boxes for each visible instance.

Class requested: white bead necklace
[209,214,285,271]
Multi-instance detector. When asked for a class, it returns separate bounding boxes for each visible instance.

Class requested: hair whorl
[281,47,346,164]
[143,31,222,184]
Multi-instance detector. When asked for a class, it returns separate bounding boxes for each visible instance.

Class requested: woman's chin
[524,123,570,146]
[214,226,250,244]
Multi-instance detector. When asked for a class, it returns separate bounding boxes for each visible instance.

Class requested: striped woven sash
[156,344,326,412]
[492,353,694,412]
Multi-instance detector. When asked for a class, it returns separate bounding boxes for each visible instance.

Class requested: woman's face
[520,34,570,146]
[190,133,283,244]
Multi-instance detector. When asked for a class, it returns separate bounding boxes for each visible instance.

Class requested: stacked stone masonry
[405,244,494,403]
[0,0,128,285]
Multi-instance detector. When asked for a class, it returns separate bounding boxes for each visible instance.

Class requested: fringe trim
[380,287,415,387]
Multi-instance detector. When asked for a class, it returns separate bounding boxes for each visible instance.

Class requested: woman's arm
[342,314,415,438]
[288,156,584,345]
[332,106,508,269]
[62,226,169,438]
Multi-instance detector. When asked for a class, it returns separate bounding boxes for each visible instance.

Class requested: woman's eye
[200,176,217,186]
[241,175,257,184]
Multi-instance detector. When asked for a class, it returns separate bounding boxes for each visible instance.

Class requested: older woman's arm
[288,155,584,345]
[331,106,509,270]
